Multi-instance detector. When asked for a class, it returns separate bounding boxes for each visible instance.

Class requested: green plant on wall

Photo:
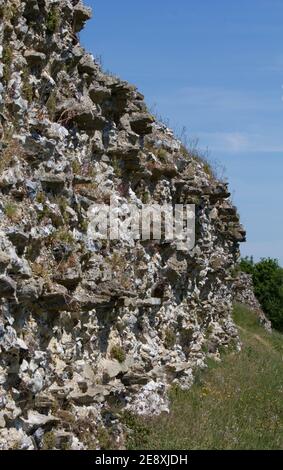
[46,6,61,34]
[46,91,57,120]
[110,345,126,363]
[2,45,13,84]
[21,67,33,103]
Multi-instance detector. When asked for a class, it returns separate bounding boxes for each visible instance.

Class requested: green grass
[4,201,20,222]
[2,45,13,84]
[126,304,283,450]
[46,6,61,34]
[110,345,126,363]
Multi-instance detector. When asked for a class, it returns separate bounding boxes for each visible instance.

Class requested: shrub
[110,345,126,363]
[46,91,57,120]
[0,1,20,22]
[72,159,82,175]
[31,263,51,284]
[142,191,150,204]
[121,411,150,450]
[239,256,254,275]
[111,157,122,177]
[42,431,56,450]
[56,254,77,273]
[52,228,75,245]
[164,328,176,349]
[2,45,13,84]
[21,68,33,103]
[55,195,68,217]
[35,191,46,204]
[4,202,20,222]
[80,219,89,233]
[97,426,113,450]
[46,6,60,34]
[240,257,283,331]
[0,139,25,173]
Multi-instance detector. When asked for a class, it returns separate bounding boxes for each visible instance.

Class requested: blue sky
[81,0,283,264]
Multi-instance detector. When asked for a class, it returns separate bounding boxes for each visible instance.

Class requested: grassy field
[125,304,283,450]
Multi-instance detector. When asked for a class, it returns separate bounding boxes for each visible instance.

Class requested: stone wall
[233,272,272,332]
[0,0,245,449]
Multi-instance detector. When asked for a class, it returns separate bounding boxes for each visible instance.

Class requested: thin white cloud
[154,85,283,153]
[159,86,279,112]
[197,131,283,153]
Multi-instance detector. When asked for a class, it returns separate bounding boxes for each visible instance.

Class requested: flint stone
[89,84,111,103]
[7,230,29,252]
[68,385,110,405]
[53,431,73,450]
[17,278,43,303]
[56,98,106,131]
[40,174,66,192]
[101,359,129,379]
[121,372,149,386]
[40,284,69,311]
[0,275,16,298]
[78,54,97,75]
[0,252,10,272]
[130,112,154,135]
[137,298,162,307]
[73,2,92,33]
[24,51,46,66]
[21,411,59,433]
[53,267,82,290]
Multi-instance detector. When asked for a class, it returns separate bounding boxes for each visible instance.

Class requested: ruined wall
[233,272,271,332]
[0,0,245,449]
